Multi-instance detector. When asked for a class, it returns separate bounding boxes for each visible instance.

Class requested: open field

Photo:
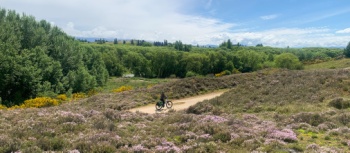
[304,58,350,70]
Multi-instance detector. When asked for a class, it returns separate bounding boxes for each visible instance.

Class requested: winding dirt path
[129,90,228,114]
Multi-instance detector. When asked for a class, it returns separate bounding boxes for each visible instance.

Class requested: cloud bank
[336,28,350,34]
[0,0,349,47]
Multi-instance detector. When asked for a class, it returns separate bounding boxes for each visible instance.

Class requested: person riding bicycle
[160,92,167,107]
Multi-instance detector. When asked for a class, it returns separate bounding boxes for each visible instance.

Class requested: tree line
[90,43,343,78]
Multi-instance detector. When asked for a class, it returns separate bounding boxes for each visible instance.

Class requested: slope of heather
[2,69,350,152]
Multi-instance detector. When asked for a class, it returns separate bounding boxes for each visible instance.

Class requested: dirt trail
[129,90,228,114]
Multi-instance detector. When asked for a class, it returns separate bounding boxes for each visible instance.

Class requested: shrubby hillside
[2,69,350,152]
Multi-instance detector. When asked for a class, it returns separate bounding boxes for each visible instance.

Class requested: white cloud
[336,28,350,34]
[260,14,279,20]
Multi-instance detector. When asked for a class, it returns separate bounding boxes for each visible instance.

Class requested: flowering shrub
[215,70,231,77]
[22,97,59,108]
[267,129,298,142]
[200,115,228,123]
[57,111,86,123]
[72,93,86,100]
[56,94,68,101]
[87,89,98,97]
[113,86,133,93]
[132,144,149,152]
[155,140,181,152]
[147,84,154,89]
[0,104,6,109]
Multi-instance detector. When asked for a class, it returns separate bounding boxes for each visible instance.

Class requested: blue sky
[1,0,350,47]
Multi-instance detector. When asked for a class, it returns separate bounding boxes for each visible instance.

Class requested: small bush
[288,143,304,152]
[329,97,350,109]
[292,112,325,126]
[213,131,231,142]
[75,142,92,153]
[37,137,67,151]
[186,71,199,77]
[186,102,221,115]
[112,86,133,93]
[91,143,116,153]
[335,113,350,125]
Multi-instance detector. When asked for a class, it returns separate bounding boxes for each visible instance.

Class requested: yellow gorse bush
[7,105,23,110]
[0,104,7,109]
[147,84,154,89]
[215,70,231,77]
[56,94,68,101]
[22,97,59,108]
[72,93,87,100]
[113,86,133,93]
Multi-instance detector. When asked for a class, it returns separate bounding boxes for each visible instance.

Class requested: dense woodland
[0,8,346,106]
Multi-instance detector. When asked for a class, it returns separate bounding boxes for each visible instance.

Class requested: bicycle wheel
[155,102,162,110]
[166,101,173,109]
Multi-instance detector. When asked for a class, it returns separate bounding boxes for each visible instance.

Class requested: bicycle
[155,99,173,110]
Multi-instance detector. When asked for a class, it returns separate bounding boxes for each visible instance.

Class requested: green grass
[304,58,350,70]
[102,77,174,92]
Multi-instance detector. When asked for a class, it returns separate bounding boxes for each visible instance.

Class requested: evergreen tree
[227,39,233,49]
[113,38,118,44]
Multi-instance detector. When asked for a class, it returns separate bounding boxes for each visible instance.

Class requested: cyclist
[160,92,167,107]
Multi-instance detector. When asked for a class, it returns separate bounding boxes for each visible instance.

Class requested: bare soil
[129,90,228,114]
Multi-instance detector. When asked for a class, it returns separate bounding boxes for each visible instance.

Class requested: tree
[235,50,264,72]
[227,39,233,49]
[123,52,150,77]
[344,41,350,58]
[113,38,118,44]
[256,43,263,47]
[275,53,303,70]
[174,41,183,51]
